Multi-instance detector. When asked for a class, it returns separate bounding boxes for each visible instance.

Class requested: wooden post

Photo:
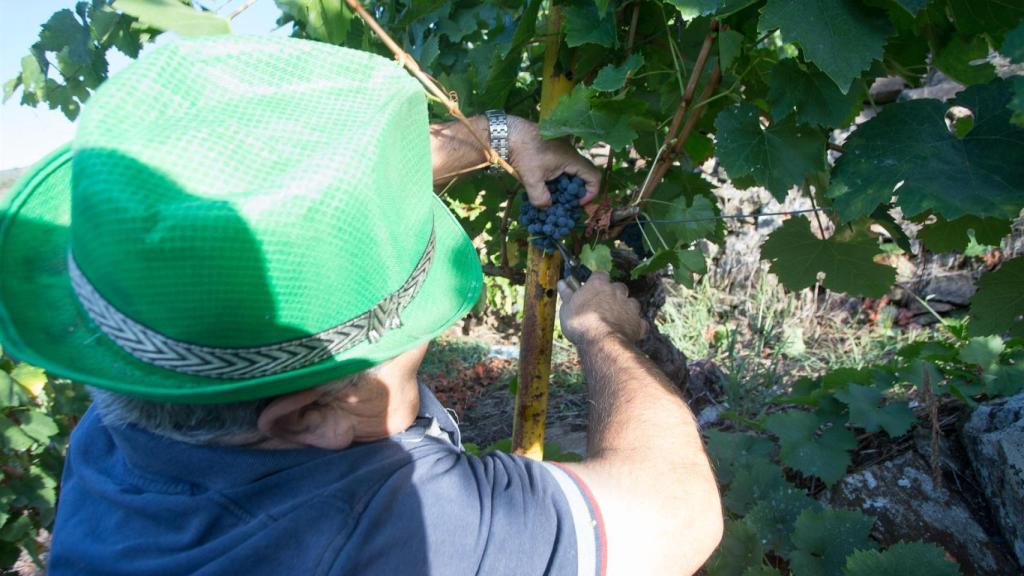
[511,6,573,460]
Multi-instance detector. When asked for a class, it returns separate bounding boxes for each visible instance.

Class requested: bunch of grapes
[617,216,651,258]
[518,174,586,252]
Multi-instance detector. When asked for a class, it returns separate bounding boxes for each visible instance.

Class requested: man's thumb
[556,280,574,301]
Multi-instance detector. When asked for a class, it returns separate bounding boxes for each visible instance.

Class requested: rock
[963,393,1024,566]
[828,451,1019,576]
[869,75,906,105]
[900,70,964,102]
[915,271,977,306]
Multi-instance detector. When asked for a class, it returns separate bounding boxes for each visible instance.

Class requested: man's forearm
[430,116,490,186]
[578,334,705,464]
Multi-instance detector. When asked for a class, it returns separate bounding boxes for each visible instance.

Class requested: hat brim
[0,146,484,403]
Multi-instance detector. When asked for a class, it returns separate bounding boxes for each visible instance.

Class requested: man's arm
[430,115,602,207]
[556,273,723,576]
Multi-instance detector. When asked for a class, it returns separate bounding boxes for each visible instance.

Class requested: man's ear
[257,387,356,450]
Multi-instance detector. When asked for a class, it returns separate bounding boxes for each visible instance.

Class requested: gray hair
[87,373,362,445]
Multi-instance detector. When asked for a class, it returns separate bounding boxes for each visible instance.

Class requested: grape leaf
[714,104,827,200]
[745,488,820,557]
[764,410,856,485]
[0,414,35,451]
[834,383,915,437]
[9,364,47,397]
[38,9,92,66]
[563,1,616,48]
[630,248,706,287]
[843,541,962,576]
[761,218,896,298]
[19,410,58,444]
[643,193,719,250]
[917,215,1011,253]
[1002,24,1024,63]
[744,567,783,576]
[114,0,230,36]
[1010,76,1024,127]
[540,85,638,150]
[579,244,612,272]
[706,520,764,576]
[947,0,1024,38]
[704,430,776,484]
[592,53,644,92]
[829,80,1024,223]
[19,54,47,104]
[969,258,1024,337]
[759,0,892,93]
[719,29,744,70]
[667,0,726,21]
[723,458,794,515]
[482,0,542,107]
[933,34,997,86]
[274,0,351,45]
[893,0,930,16]
[791,508,876,576]
[767,59,866,127]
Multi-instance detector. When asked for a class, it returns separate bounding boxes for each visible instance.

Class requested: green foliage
[539,85,639,150]
[714,104,827,200]
[843,541,961,576]
[789,508,876,576]
[968,257,1024,338]
[917,215,1012,253]
[829,80,1024,223]
[0,351,90,570]
[761,218,895,298]
[114,0,230,36]
[759,0,891,93]
[767,59,866,128]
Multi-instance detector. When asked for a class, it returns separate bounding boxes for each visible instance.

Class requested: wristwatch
[485,109,510,174]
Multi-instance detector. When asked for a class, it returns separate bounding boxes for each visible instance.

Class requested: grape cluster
[618,217,651,258]
[518,174,586,252]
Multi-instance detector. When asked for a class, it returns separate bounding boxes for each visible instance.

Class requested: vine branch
[344,0,518,179]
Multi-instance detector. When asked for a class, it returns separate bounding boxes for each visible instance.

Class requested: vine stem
[632,19,718,206]
[344,0,518,179]
[226,0,257,21]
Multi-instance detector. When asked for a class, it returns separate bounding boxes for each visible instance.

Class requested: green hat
[0,35,483,403]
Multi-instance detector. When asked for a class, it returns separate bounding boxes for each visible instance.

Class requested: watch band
[485,109,509,173]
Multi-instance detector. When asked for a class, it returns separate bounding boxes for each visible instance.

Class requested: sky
[0,0,287,170]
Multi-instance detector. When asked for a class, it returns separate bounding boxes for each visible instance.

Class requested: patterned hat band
[68,227,436,380]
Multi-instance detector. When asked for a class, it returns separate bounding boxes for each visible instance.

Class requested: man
[0,36,721,575]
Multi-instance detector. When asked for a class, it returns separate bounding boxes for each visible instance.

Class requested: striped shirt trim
[542,462,606,576]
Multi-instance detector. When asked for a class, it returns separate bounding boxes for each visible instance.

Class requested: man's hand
[508,116,602,208]
[556,271,646,345]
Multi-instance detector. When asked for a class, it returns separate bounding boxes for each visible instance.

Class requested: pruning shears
[553,239,592,291]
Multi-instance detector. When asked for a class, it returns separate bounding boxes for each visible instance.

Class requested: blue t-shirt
[49,384,604,575]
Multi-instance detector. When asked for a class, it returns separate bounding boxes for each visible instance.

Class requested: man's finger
[557,279,574,301]
[523,178,552,207]
[560,162,602,205]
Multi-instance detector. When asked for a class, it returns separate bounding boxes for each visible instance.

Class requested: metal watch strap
[485,109,509,174]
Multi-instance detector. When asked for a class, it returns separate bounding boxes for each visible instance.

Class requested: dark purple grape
[518,173,586,252]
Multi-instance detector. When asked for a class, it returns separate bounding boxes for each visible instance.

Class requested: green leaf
[759,0,892,93]
[715,104,827,200]
[947,0,1024,38]
[38,9,92,66]
[0,372,30,408]
[918,215,1012,253]
[631,249,678,279]
[20,54,47,104]
[114,0,230,36]
[706,520,765,576]
[579,244,613,272]
[19,410,58,444]
[718,29,744,70]
[667,0,727,21]
[790,508,876,576]
[643,193,719,250]
[0,414,35,451]
[843,541,961,576]
[10,364,47,397]
[959,336,1003,369]
[704,430,775,484]
[745,488,821,557]
[767,59,866,127]
[893,0,930,16]
[274,0,353,44]
[563,2,616,48]
[834,383,915,437]
[482,0,542,107]
[723,458,794,515]
[933,35,997,86]
[1002,24,1024,63]
[592,53,644,92]
[969,258,1024,337]
[829,80,1024,223]
[761,218,896,298]
[764,410,856,485]
[539,85,638,150]
[1011,76,1024,127]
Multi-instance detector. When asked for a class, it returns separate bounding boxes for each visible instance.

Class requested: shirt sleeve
[327,440,605,576]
